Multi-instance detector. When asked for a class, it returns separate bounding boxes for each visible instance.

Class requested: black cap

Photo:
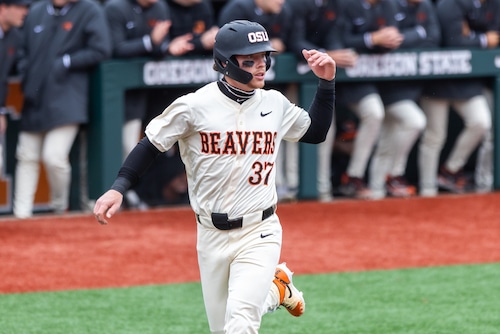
[0,0,32,5]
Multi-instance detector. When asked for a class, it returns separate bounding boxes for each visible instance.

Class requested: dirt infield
[1,192,499,293]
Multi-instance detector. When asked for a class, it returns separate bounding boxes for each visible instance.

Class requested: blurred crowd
[1,0,499,218]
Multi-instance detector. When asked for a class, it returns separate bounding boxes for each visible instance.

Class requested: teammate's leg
[346,93,384,179]
[445,96,491,173]
[386,100,426,177]
[285,141,299,200]
[122,119,142,160]
[369,100,425,198]
[474,89,493,192]
[317,120,335,201]
[13,131,44,218]
[418,98,449,196]
[42,125,79,213]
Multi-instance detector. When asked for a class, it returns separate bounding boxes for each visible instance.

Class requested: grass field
[2,263,499,334]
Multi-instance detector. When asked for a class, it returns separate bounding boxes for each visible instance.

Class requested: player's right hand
[93,189,123,225]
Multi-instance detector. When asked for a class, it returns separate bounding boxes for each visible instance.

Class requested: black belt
[198,205,275,230]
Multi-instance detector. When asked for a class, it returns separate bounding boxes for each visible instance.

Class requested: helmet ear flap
[213,52,253,84]
[265,52,272,71]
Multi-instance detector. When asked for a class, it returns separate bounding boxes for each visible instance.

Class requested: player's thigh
[350,93,385,121]
[452,95,491,129]
[228,216,282,308]
[385,99,426,129]
[420,98,449,136]
[42,125,79,167]
[16,131,44,161]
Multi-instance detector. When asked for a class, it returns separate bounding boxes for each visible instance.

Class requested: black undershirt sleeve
[110,137,162,194]
[299,78,335,144]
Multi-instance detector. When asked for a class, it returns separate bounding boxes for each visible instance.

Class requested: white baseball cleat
[272,262,305,317]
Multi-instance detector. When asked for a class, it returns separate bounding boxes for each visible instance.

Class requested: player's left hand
[302,49,336,81]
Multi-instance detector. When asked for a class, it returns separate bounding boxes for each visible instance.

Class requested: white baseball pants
[369,100,426,198]
[13,125,79,218]
[196,212,282,334]
[122,119,142,160]
[317,120,335,200]
[346,93,384,178]
[275,141,299,199]
[475,88,493,192]
[418,95,491,196]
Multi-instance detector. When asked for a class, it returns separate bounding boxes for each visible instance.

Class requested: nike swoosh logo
[260,111,272,117]
[260,233,273,238]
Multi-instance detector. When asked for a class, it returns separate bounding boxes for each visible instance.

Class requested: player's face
[227,52,268,91]
[255,0,284,14]
[136,0,159,7]
[172,0,202,6]
[0,4,29,29]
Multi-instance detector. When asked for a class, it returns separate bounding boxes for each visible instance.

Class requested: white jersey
[145,82,311,218]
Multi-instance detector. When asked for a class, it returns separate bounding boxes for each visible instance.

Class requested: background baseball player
[93,20,336,333]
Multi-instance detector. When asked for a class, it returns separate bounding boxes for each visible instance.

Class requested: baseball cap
[0,0,32,5]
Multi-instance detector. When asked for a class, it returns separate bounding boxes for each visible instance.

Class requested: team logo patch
[247,31,269,43]
[62,21,73,31]
[193,20,206,34]
[148,19,157,28]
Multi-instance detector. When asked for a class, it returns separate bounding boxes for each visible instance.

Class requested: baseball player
[94,20,336,333]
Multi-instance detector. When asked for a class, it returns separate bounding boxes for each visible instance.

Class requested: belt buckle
[211,212,242,230]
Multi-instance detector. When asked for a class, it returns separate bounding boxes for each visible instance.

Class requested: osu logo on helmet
[248,31,269,44]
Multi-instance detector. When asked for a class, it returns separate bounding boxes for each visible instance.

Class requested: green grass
[2,264,500,334]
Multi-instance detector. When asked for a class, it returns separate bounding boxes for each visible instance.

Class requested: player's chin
[251,76,266,88]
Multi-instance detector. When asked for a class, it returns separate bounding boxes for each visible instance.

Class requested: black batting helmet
[213,20,276,84]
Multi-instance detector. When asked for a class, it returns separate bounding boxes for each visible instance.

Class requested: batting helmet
[213,20,276,84]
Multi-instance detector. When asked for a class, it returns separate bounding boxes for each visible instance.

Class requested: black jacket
[425,0,500,99]
[217,0,296,52]
[287,0,344,58]
[104,0,170,121]
[105,0,171,59]
[378,0,441,105]
[18,0,112,132]
[0,27,21,114]
[166,0,216,56]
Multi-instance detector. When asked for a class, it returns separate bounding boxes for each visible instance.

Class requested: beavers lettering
[200,131,277,154]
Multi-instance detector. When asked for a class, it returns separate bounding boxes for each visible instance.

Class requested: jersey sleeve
[145,95,193,152]
[278,92,312,142]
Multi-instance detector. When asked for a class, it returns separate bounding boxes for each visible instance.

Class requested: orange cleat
[272,262,305,317]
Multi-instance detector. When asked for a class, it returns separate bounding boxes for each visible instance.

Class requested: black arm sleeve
[110,136,162,194]
[299,79,335,144]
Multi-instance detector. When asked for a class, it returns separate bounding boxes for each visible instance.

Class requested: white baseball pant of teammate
[346,93,384,181]
[418,95,491,196]
[14,124,79,218]
[317,120,335,201]
[475,88,493,192]
[369,99,426,198]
